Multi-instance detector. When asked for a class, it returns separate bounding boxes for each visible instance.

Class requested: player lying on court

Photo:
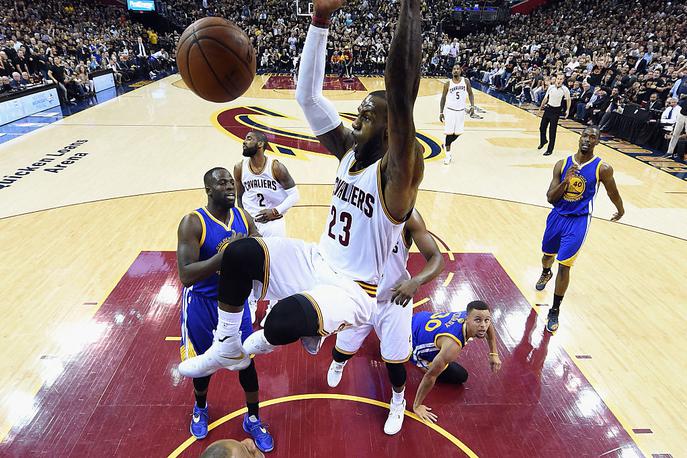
[176,168,273,451]
[535,125,624,332]
[326,209,445,435]
[178,0,425,382]
[411,300,501,423]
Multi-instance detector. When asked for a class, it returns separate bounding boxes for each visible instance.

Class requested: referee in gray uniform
[538,74,571,156]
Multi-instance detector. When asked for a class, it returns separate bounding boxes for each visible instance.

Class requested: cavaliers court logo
[563,174,586,202]
[214,106,442,160]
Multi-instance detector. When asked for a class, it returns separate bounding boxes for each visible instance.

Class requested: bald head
[200,439,264,458]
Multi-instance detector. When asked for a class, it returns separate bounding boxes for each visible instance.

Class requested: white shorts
[334,298,413,363]
[253,237,376,336]
[444,108,465,135]
[256,218,286,238]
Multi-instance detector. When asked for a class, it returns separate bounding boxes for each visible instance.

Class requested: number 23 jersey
[319,150,404,289]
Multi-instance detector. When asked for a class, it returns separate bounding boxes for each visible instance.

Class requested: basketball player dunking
[439,64,474,165]
[326,209,445,434]
[176,168,273,451]
[234,131,300,324]
[178,0,425,414]
[535,126,624,332]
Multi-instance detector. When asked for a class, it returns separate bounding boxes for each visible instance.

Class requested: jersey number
[424,312,451,332]
[327,207,352,247]
[455,92,461,101]
[257,193,266,207]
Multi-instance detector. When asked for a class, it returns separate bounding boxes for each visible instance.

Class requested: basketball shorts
[180,288,253,361]
[541,210,591,267]
[444,108,466,135]
[256,217,286,238]
[253,237,376,336]
[334,298,413,363]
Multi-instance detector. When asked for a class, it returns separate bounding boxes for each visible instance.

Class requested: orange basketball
[176,17,256,103]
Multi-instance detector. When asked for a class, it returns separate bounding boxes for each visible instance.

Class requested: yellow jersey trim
[301,292,326,336]
[595,159,603,183]
[203,207,234,231]
[193,211,206,246]
[237,207,249,232]
[334,346,358,356]
[434,333,463,349]
[376,162,406,225]
[255,237,270,300]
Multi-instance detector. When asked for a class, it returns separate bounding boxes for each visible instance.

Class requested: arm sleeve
[294,25,342,136]
[275,187,300,216]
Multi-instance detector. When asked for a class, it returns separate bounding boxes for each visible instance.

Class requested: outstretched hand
[313,0,344,17]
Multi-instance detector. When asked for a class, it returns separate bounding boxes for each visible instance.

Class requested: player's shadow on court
[506,308,551,403]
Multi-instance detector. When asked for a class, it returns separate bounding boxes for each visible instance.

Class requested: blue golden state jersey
[411,311,467,369]
[190,206,249,298]
[554,155,603,216]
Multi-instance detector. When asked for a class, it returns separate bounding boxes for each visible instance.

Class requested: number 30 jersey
[319,150,404,295]
[241,156,288,218]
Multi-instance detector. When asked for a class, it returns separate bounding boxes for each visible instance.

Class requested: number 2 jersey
[411,311,467,369]
[318,150,405,296]
[240,156,288,218]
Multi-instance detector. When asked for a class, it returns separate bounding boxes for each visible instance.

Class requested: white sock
[391,388,405,405]
[217,309,244,339]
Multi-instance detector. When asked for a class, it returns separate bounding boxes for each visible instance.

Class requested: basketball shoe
[243,414,274,453]
[190,403,209,439]
[327,360,347,387]
[178,334,250,378]
[384,399,406,435]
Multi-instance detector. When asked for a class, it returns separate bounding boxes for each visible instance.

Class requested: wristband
[489,352,498,356]
[312,13,330,28]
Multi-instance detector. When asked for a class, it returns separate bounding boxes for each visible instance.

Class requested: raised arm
[295,0,354,160]
[380,0,425,222]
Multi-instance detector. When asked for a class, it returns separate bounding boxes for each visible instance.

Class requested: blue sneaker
[243,414,274,452]
[190,403,209,439]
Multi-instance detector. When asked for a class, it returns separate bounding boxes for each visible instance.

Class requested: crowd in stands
[0,0,176,105]
[2,0,686,155]
[458,0,687,155]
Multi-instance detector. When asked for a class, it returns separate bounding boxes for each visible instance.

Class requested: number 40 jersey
[319,150,405,292]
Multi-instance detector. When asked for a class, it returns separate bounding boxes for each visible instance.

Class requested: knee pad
[264,294,320,345]
[385,362,407,388]
[438,362,468,385]
[217,238,264,305]
[445,134,458,148]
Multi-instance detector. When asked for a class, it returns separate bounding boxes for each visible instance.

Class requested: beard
[242,145,258,157]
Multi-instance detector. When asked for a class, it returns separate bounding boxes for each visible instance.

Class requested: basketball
[176,17,256,103]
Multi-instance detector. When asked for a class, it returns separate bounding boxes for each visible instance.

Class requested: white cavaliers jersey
[319,150,405,295]
[241,157,288,218]
[445,77,467,111]
[377,231,411,303]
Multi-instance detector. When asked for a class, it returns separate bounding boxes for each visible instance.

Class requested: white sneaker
[383,399,406,435]
[178,335,250,377]
[300,335,323,355]
[327,360,347,387]
[243,329,276,355]
[443,152,452,165]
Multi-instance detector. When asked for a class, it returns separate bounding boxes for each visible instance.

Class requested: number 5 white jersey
[445,77,467,111]
[318,150,405,294]
[241,157,288,218]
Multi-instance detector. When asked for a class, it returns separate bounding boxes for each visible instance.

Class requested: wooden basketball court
[0,74,685,457]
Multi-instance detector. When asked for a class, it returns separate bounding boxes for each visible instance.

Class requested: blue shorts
[541,210,591,267]
[180,287,253,361]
